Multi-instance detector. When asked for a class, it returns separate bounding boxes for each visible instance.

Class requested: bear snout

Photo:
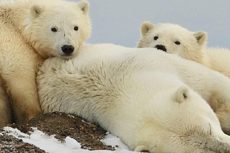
[155,44,167,52]
[61,45,75,55]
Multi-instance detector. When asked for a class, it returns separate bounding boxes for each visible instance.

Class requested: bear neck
[9,6,31,39]
[9,6,47,59]
[186,47,210,66]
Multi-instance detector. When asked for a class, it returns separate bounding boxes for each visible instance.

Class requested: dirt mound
[0,131,45,153]
[0,112,114,152]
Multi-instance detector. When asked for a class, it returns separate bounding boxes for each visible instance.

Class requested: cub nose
[155,44,167,52]
[61,45,75,55]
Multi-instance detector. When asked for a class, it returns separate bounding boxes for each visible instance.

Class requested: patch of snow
[64,136,81,149]
[3,127,136,153]
[101,133,133,153]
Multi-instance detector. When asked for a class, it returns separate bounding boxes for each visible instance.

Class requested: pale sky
[76,0,230,48]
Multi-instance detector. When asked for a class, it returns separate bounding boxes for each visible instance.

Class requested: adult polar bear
[38,44,230,153]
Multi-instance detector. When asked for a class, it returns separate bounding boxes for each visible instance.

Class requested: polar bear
[0,0,91,123]
[38,44,230,152]
[137,22,230,77]
[0,77,12,127]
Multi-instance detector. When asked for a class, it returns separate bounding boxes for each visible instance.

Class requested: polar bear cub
[0,0,91,123]
[0,77,12,127]
[137,22,230,77]
[38,44,230,152]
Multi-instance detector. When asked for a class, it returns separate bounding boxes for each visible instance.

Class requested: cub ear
[174,87,189,104]
[193,32,207,46]
[141,21,154,37]
[135,145,149,153]
[31,5,43,18]
[77,0,89,15]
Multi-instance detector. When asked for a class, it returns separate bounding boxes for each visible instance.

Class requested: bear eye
[74,26,79,31]
[175,41,181,45]
[153,36,159,40]
[51,27,58,32]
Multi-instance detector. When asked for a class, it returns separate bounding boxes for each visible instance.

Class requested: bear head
[137,22,207,62]
[19,0,91,59]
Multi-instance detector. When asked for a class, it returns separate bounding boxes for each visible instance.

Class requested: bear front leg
[5,73,41,123]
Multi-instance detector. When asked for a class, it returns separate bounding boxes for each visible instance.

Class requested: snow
[101,133,133,153]
[3,127,136,153]
[99,133,135,153]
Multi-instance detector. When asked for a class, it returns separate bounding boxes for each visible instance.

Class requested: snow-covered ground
[3,127,136,153]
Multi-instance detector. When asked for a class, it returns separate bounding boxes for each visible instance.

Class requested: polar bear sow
[137,22,230,77]
[38,44,230,152]
[0,0,91,123]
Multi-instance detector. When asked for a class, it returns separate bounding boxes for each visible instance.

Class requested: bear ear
[77,0,89,15]
[135,145,149,153]
[193,32,207,46]
[141,21,154,37]
[174,87,189,104]
[31,5,43,18]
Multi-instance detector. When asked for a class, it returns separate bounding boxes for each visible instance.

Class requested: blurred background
[75,0,230,48]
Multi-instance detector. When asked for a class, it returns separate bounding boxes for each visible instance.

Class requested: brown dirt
[0,112,115,152]
[0,131,45,153]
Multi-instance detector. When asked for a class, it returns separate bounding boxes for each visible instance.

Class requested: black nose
[155,44,167,52]
[61,45,74,55]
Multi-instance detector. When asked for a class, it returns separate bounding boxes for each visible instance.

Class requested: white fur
[38,44,230,152]
[137,22,230,77]
[0,0,91,123]
[2,0,91,58]
[25,0,91,58]
[205,48,230,77]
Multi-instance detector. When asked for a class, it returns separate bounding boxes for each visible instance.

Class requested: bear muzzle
[155,44,167,52]
[61,45,75,56]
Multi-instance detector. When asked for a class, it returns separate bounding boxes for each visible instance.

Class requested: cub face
[137,22,207,61]
[24,0,91,59]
